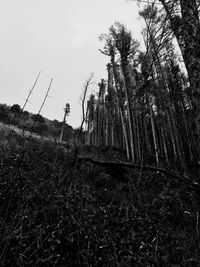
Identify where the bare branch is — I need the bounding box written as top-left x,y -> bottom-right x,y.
22,71 -> 42,111
79,73 -> 94,137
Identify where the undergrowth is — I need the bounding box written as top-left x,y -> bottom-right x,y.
0,131 -> 200,266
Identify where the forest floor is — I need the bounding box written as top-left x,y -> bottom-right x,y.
0,129 -> 200,266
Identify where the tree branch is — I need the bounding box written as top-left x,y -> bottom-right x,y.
78,73 -> 94,138
78,156 -> 200,187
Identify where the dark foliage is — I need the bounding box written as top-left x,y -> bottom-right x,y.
31,114 -> 45,123
0,133 -> 200,266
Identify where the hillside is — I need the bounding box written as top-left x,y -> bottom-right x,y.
0,132 -> 200,266
0,103 -> 74,143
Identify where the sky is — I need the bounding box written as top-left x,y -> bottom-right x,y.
0,0 -> 144,128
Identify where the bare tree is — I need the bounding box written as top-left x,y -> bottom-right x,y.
79,73 -> 94,138
59,103 -> 70,142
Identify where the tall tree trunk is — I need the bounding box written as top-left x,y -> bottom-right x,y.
105,116 -> 109,146
120,110 -> 130,160
167,68 -> 194,165
111,55 -> 130,157
166,110 -> 177,162
136,113 -> 141,160
161,124 -> 169,164
144,117 -> 152,154
169,108 -> 185,168
111,119 -> 114,146
149,96 -> 159,166
120,65 -> 135,162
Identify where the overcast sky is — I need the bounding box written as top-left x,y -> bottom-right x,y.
0,0 -> 144,128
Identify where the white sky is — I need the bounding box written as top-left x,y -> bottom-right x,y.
0,0 -> 144,128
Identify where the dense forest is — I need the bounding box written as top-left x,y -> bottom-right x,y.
84,1 -> 200,170
1,0 -> 200,266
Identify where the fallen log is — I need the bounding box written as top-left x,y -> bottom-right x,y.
78,156 -> 200,187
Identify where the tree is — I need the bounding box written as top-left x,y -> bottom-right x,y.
86,94 -> 95,145
60,103 -> 70,142
140,2 -> 200,166
112,23 -> 140,162
159,0 -> 200,114
100,23 -> 140,162
100,32 -> 132,159
82,9 -> 200,168
0,104 -> 10,123
10,104 -> 21,117
78,74 -> 94,145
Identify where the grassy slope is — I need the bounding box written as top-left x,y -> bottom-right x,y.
0,130 -> 200,266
